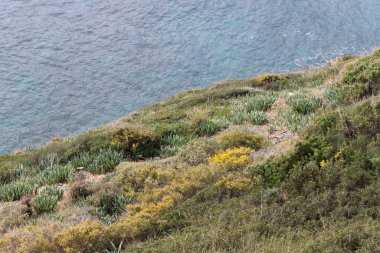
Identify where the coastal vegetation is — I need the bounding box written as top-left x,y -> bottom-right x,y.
0,49 -> 380,252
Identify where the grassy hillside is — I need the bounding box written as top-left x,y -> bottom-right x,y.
0,49 -> 379,252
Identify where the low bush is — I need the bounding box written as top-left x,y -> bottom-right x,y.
195,119 -> 226,136
40,185 -> 64,200
32,193 -> 59,214
90,185 -> 128,217
111,126 -> 159,159
70,149 -> 123,174
159,134 -> 193,158
70,180 -> 93,202
215,173 -> 253,197
243,93 -> 277,112
187,108 -> 210,125
0,202 -> 28,233
343,55 -> 380,84
231,111 -> 268,125
287,94 -> 321,114
178,138 -> 221,166
252,74 -> 280,86
0,181 -> 34,202
89,149 -> 123,174
315,111 -> 339,133
43,164 -> 75,185
216,128 -> 267,149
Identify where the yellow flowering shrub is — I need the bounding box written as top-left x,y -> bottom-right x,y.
320,152 -> 343,168
54,220 -> 107,253
110,164 -> 221,243
216,128 -> 267,149
252,74 -> 279,85
334,151 -> 343,160
117,161 -> 177,194
209,148 -> 251,170
320,159 -> 329,168
215,173 -> 253,196
0,223 -> 62,253
0,158 -> 222,252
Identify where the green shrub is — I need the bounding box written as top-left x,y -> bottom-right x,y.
243,93 -> 277,112
287,94 -> 321,114
70,149 -> 123,174
0,181 -> 34,201
275,109 -> 312,132
32,192 -> 59,214
216,128 -> 267,149
159,135 -> 193,158
338,84 -> 365,104
90,184 -> 129,217
89,149 -> 123,174
246,111 -> 268,125
69,152 -> 93,169
43,164 -> 75,185
343,56 -> 380,84
231,111 -> 268,125
178,138 -> 221,166
195,119 -> 226,136
250,155 -> 292,187
40,185 -> 64,200
70,180 -> 93,202
315,111 -> 339,133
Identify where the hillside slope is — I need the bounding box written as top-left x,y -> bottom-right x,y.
0,49 -> 380,252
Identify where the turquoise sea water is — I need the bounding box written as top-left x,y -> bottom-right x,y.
1,0 -> 380,154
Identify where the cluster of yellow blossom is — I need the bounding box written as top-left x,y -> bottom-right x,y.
209,147 -> 251,170
320,151 -> 343,168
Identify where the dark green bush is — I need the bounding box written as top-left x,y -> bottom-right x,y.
90,183 -> 129,217
343,56 -> 380,84
315,111 -> 339,133
111,127 -> 159,159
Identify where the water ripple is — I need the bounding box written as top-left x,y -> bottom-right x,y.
0,0 -> 380,153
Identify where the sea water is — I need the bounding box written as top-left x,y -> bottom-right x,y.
1,0 -> 380,153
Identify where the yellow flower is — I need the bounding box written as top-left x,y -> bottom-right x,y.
334,151 -> 342,160
320,159 -> 328,168
209,148 -> 251,170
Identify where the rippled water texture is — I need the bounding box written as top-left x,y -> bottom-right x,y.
1,0 -> 380,153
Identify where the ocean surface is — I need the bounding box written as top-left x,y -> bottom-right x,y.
1,0 -> 380,154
